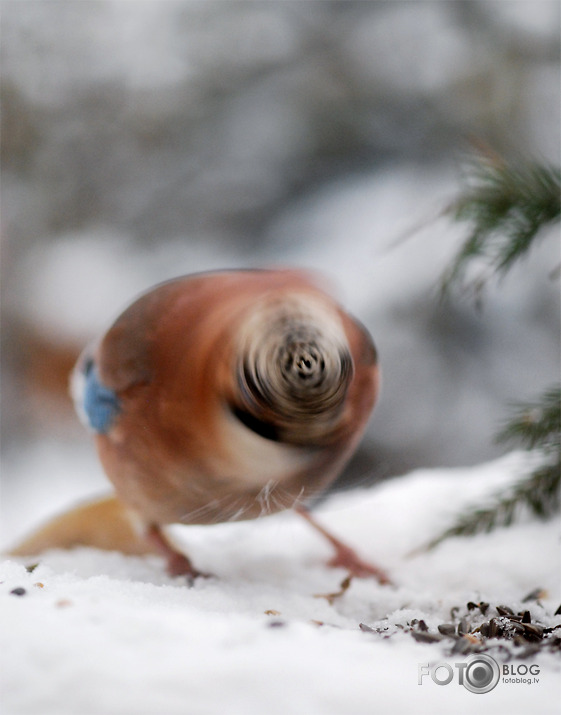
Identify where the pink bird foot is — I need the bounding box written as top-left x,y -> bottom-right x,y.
145,524 -> 208,579
295,506 -> 391,585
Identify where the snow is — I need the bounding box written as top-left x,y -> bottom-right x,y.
1,3 -> 559,712
2,452 -> 559,715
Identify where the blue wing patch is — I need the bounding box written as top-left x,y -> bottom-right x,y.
81,359 -> 121,433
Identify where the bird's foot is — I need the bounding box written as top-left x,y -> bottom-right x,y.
327,544 -> 391,584
294,506 -> 391,585
165,551 -> 208,580
145,524 -> 209,581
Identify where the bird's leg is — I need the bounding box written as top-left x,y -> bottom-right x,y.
145,524 -> 206,579
294,506 -> 391,584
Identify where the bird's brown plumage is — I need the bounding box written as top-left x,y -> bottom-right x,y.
94,269 -> 378,526
10,269 -> 387,582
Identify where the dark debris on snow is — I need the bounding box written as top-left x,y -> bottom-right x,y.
360,591 -> 561,660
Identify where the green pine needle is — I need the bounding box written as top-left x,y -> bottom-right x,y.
441,156 -> 561,298
496,386 -> 561,454
423,151 -> 561,551
424,461 -> 560,551
424,385 -> 561,551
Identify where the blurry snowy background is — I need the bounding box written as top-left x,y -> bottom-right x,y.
1,0 -> 560,542
1,4 -> 560,715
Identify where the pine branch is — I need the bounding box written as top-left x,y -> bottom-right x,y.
496,386 -> 561,454
424,461 -> 560,551
424,385 -> 561,551
422,151 -> 561,550
441,155 -> 561,298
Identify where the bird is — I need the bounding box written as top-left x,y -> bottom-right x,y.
12,269 -> 389,583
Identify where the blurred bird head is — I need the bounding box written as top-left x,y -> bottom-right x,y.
231,292 -> 354,445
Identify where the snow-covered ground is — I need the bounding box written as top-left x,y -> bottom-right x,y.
2,452 -> 559,715
1,4 -> 559,713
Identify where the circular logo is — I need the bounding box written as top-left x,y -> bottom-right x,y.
463,653 -> 500,693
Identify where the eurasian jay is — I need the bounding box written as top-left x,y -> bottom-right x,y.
14,269 -> 389,583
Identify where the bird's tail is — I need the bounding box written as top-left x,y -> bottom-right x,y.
7,495 -> 157,557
